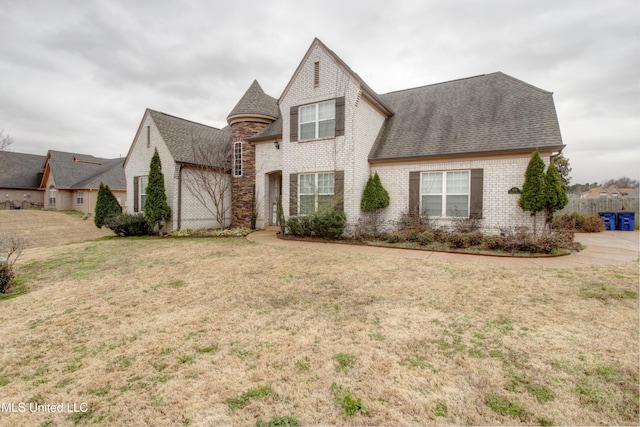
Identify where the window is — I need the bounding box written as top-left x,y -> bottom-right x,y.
299,100 -> 335,141
139,176 -> 148,210
233,142 -> 242,177
421,171 -> 470,217
76,191 -> 84,205
48,187 -> 56,205
299,172 -> 335,215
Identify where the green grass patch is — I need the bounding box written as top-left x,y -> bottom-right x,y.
226,384 -> 275,411
256,415 -> 302,426
330,383 -> 368,417
527,384 -> 555,403
151,279 -> 185,290
333,353 -> 356,373
580,283 -> 637,301
485,394 -> 527,420
294,356 -> 310,372
432,399 -> 448,417
177,354 -> 194,365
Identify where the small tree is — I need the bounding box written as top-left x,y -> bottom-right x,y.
518,150 -> 547,235
545,162 -> 569,225
181,137 -> 232,229
0,233 -> 27,293
551,153 -> 572,190
94,183 -> 122,228
144,149 -> 171,233
360,172 -> 390,237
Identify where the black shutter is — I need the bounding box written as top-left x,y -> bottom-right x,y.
409,171 -> 420,215
335,96 -> 345,137
469,169 -> 483,219
334,170 -> 344,211
133,176 -> 139,212
289,173 -> 298,216
290,106 -> 298,142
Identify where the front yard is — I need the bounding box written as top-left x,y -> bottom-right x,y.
0,229 -> 638,425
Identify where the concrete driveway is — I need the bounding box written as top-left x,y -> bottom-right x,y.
248,229 -> 639,269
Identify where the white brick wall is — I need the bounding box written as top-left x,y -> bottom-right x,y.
372,153 -> 550,234
125,113 -> 178,231
180,167 -> 231,230
275,43 -> 386,224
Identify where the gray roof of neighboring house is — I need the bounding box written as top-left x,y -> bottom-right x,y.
148,109 -> 232,167
369,72 -> 565,161
45,150 -> 126,190
227,80 -> 279,122
0,151 -> 45,189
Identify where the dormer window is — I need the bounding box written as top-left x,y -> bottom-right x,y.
299,100 -> 335,141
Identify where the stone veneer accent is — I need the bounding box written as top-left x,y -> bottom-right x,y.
230,121 -> 270,227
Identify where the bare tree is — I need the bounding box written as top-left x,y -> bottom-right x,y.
181,137 -> 232,229
0,129 -> 14,151
0,233 -> 28,293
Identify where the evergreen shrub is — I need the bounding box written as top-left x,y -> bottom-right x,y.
106,214 -> 152,236
286,209 -> 346,239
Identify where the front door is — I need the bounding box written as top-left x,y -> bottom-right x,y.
268,172 -> 282,226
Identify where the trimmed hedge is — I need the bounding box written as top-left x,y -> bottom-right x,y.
286,209 -> 347,239
106,214 -> 152,237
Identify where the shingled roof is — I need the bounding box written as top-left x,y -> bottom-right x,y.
41,151 -> 125,190
227,80 -> 279,124
369,72 -> 564,161
0,151 -> 45,189
148,109 -> 231,167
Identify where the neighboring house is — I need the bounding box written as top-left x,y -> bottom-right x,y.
39,150 -> 126,215
0,151 -> 45,209
124,110 -> 232,231
579,185 -> 624,200
125,38 -> 565,234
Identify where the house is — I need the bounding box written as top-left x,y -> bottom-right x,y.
39,150 -> 126,215
0,151 -> 45,209
123,110 -> 232,231
125,38 -> 565,234
579,185 -> 624,200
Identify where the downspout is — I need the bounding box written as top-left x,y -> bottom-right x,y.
177,164 -> 183,230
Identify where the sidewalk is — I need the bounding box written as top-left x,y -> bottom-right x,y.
247,229 -> 639,269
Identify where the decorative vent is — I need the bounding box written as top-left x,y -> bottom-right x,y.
314,61 -> 320,88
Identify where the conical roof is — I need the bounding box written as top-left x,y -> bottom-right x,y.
227,80 -> 279,125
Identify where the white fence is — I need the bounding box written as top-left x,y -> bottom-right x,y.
556,197 -> 639,216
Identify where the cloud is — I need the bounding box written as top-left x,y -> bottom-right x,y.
0,0 -> 638,184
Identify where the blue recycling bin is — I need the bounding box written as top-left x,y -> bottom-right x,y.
616,212 -> 635,231
598,212 -> 617,230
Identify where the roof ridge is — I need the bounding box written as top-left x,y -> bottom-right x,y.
148,109 -> 225,131
381,73 -> 489,96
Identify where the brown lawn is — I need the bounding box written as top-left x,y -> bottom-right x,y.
0,210 -> 638,426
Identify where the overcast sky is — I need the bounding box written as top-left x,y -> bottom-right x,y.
1,0 -> 638,184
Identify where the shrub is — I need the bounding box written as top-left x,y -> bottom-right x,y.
106,214 -> 152,237
286,209 -> 346,239
483,235 -> 505,250
447,232 -> 471,249
312,209 -> 347,239
467,230 -> 484,246
417,231 -> 435,246
552,212 -> 604,233
0,264 -> 11,294
94,183 -> 122,228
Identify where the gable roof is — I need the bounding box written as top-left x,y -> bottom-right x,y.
280,38 -> 393,116
0,151 -> 45,189
40,150 -> 125,190
227,80 -> 279,125
147,109 -> 232,167
369,72 -> 565,161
